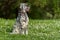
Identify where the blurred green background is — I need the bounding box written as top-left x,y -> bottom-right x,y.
0,0 -> 60,19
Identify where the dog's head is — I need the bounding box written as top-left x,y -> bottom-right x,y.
20,3 -> 30,13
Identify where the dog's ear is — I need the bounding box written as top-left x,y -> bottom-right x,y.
25,5 -> 30,12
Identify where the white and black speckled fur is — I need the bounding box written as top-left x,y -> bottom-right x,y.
11,3 -> 30,34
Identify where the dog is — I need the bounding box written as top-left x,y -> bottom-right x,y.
11,3 -> 30,35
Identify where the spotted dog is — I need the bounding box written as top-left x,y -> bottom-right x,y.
11,3 -> 30,35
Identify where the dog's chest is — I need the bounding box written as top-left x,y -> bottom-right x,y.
20,13 -> 26,20
20,13 -> 27,22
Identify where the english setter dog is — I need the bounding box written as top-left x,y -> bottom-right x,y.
11,3 -> 30,35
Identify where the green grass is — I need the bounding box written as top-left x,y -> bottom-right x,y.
0,18 -> 60,40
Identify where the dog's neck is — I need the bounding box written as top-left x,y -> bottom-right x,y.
19,9 -> 26,14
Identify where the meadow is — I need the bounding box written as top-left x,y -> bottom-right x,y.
0,18 -> 60,40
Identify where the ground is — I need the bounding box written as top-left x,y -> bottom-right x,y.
0,18 -> 60,40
